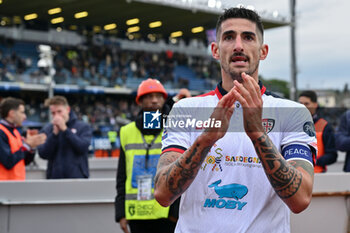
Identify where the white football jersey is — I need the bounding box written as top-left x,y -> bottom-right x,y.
162,83 -> 317,233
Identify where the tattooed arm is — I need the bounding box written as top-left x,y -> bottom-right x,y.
233,73 -> 314,213
154,138 -> 212,206
252,132 -> 314,213
154,86 -> 238,207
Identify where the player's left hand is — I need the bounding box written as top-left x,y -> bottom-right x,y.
232,72 -> 264,139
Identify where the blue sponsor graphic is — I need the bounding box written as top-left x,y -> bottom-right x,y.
203,199 -> 247,210
303,121 -> 316,137
282,144 -> 313,164
143,110 -> 161,129
204,179 -> 248,210
209,180 -> 248,199
131,154 -> 160,188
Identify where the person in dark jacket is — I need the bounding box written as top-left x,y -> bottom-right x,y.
0,97 -> 46,180
115,79 -> 190,233
299,90 -> 338,172
335,110 -> 350,172
38,96 -> 92,179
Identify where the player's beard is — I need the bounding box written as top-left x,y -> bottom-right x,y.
221,57 -> 259,82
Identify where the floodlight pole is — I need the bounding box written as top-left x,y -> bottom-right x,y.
48,60 -> 55,122
48,66 -> 54,99
290,0 -> 297,100
38,45 -> 56,121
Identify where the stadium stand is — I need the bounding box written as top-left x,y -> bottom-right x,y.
0,39 -> 220,89
0,35 -> 224,158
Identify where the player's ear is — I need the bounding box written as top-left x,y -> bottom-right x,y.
211,42 -> 220,60
260,44 -> 268,60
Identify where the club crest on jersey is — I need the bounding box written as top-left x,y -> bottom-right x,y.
262,118 -> 275,133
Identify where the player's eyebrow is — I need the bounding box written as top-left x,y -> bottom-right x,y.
222,30 -> 236,37
242,31 -> 256,37
222,30 -> 256,38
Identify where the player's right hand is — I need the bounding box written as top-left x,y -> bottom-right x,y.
202,86 -> 237,144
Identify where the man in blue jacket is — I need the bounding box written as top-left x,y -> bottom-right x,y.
335,110 -> 350,172
38,96 -> 92,179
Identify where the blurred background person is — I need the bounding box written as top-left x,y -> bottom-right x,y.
38,96 -> 92,179
335,109 -> 350,172
0,97 -> 46,180
115,79 -> 188,233
299,90 -> 338,172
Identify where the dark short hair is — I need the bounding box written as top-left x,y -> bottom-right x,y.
216,7 -> 264,43
0,97 -> 25,118
44,96 -> 69,107
299,90 -> 317,103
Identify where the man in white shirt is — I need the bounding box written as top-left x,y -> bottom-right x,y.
154,7 -> 316,233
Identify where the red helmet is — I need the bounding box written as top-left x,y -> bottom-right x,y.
135,78 -> 168,104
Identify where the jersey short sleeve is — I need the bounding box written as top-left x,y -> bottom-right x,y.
161,100 -> 191,154
280,104 -> 317,164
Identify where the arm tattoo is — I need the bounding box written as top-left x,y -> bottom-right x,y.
253,133 -> 303,199
155,152 -> 179,189
289,160 -> 314,177
156,144 -> 211,201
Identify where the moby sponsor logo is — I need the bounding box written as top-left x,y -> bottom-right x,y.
204,179 -> 248,210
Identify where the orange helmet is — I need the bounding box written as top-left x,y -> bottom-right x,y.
135,78 -> 168,104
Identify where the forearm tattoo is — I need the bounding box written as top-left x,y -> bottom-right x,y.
156,144 -> 210,201
253,133 -> 302,199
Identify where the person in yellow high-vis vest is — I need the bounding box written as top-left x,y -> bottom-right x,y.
115,79 -> 189,233
0,97 -> 46,180
299,90 -> 338,172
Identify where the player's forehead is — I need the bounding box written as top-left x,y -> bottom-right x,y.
218,18 -> 263,43
220,18 -> 257,35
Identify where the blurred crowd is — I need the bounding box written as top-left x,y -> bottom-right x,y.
0,39 -> 221,89
13,93 -> 138,131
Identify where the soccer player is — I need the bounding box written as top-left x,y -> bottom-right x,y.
155,7 -> 316,233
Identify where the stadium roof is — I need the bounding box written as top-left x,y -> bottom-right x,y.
0,0 -> 289,40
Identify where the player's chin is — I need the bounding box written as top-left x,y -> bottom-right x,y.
231,66 -> 248,73
228,71 -> 244,83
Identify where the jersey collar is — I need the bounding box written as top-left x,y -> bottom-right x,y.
214,80 -> 266,100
